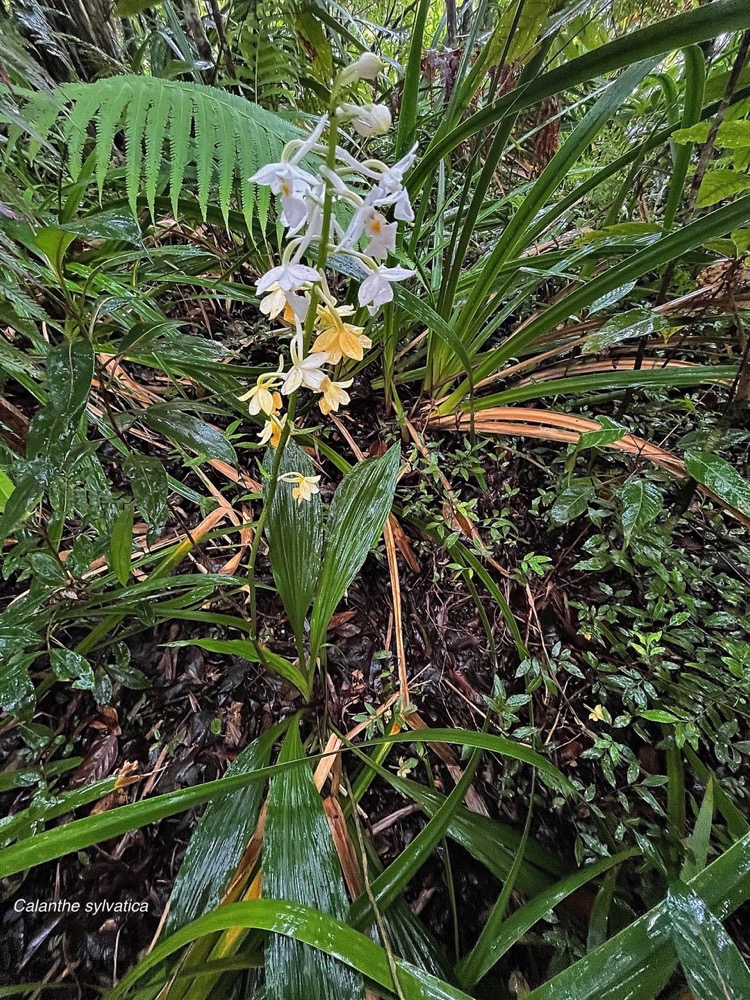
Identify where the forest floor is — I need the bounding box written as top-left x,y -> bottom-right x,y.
2,298 -> 750,997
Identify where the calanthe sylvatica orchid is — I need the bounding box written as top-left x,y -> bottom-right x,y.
242,51 -> 412,651
240,52 -> 415,505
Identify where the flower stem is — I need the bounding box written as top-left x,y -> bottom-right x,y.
246,110 -> 339,685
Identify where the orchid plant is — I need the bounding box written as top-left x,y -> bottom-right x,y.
240,53 -> 414,649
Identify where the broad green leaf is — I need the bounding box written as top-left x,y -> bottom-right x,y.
576,417 -> 627,451
264,440 -> 323,650
0,462 -> 44,542
309,445 -> 400,663
697,169 -> 750,208
264,722 -> 365,1000
49,650 -> 95,692
676,119 -> 750,149
551,481 -> 593,524
673,121 -> 712,144
58,208 -> 143,244
0,469 -> 15,512
712,120 -> 750,149
109,506 -> 133,586
0,657 -> 35,715
620,479 -> 663,544
685,450 -> 750,516
27,339 -> 94,470
165,724 -> 284,934
583,309 -> 666,354
124,453 -> 168,541
667,883 -> 750,999
32,227 -> 76,271
142,405 -> 236,465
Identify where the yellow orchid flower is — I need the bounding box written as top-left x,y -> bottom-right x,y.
312,302 -> 371,362
258,413 -> 287,448
318,375 -> 353,415
239,359 -> 284,416
279,471 -> 321,503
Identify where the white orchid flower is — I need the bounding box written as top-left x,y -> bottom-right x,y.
239,358 -> 285,416
342,103 -> 392,138
338,52 -> 384,87
259,281 -> 310,321
363,208 -> 397,258
282,330 -> 329,394
257,263 -> 320,295
358,264 -> 414,313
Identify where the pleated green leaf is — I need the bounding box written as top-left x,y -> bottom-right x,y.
165,723 -> 284,934
264,439 -> 323,652
667,883 -> 750,1000
309,444 -> 400,663
264,721 -> 365,1000
0,727 -> 570,877
108,898 -> 476,1000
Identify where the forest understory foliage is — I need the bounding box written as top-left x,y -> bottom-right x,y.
1,0 -> 750,997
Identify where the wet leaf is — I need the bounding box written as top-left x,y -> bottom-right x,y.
264,439 -> 323,650
264,721 -> 365,1000
667,883 -> 750,1000
551,481 -> 593,524
109,506 -> 133,586
143,405 -> 236,464
50,649 -> 95,691
620,479 -> 663,544
70,734 -> 119,786
124,453 -> 168,540
166,723 -> 284,933
27,340 -> 94,470
685,451 -> 750,516
309,445 -> 399,663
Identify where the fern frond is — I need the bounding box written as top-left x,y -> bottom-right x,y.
94,80 -> 132,200
19,75 -> 299,230
144,82 -> 171,221
192,86 -> 215,222
123,79 -> 152,219
169,85 -> 192,221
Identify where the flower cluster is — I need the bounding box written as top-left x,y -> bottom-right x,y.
239,54 -> 416,500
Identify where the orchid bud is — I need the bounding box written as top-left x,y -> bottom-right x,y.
338,51 -> 385,86
354,52 -> 384,80
346,103 -> 392,137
